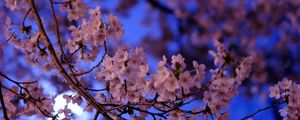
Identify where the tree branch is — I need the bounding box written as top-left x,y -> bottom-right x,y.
72,42 -> 107,76
241,101 -> 284,120
94,111 -> 100,120
146,0 -> 173,14
0,82 -> 9,120
0,72 -> 37,85
26,0 -> 112,119
1,85 -> 55,118
49,0 -> 68,63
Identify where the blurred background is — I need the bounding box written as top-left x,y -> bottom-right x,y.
1,0 -> 300,119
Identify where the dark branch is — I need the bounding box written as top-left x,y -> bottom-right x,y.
73,42 -> 107,76
241,101 -> 284,120
146,0 -> 173,14
84,88 -> 106,92
0,82 -> 9,120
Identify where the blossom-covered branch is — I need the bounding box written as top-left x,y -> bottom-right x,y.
1,0 -> 300,119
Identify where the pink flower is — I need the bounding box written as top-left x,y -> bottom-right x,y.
60,0 -> 88,21
63,94 -> 72,103
72,94 -> 83,105
192,60 -> 206,81
235,56 -> 254,84
89,6 -> 102,19
58,105 -> 72,119
146,80 -> 156,96
95,93 -> 106,102
167,111 -> 183,120
171,54 -> 186,70
5,0 -> 18,11
278,78 -> 292,90
113,46 -> 128,62
96,69 -> 115,81
178,71 -> 193,89
208,40 -> 227,66
66,40 -> 79,53
165,73 -> 179,92
269,85 -> 280,99
107,15 -> 124,41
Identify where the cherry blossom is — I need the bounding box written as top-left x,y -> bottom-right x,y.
5,0 -> 18,11
60,0 -> 88,21
208,40 -> 227,66
107,15 -> 124,41
171,54 -> 186,71
278,78 -> 293,90
267,78 -> 300,120
269,84 -> 280,99
1,1 -> 300,119
58,105 -> 72,120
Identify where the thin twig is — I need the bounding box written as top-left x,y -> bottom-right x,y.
22,8 -> 32,27
0,71 -> 40,104
0,82 -> 9,120
53,0 -> 74,5
1,85 -> 55,119
93,111 -> 100,120
72,42 -> 107,76
68,47 -> 81,59
50,0 -> 68,63
0,72 -> 37,85
84,88 -> 106,92
241,101 -> 284,120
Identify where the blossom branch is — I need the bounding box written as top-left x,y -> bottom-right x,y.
0,72 -> 37,85
49,0 -> 68,64
0,72 -> 40,100
0,85 -> 55,119
26,0 -> 112,119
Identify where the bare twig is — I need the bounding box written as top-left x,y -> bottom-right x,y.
49,0 -> 68,63
84,88 -> 106,92
22,8 -> 32,27
0,82 -> 9,120
68,47 -> 81,59
0,72 -> 37,85
53,0 -> 74,5
241,101 -> 284,120
72,42 -> 107,76
93,111 -> 100,120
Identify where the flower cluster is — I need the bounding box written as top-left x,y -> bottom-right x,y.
96,46 -> 148,103
63,94 -> 83,105
208,40 -> 227,66
5,0 -> 26,11
96,47 -> 206,103
149,54 -> 205,101
58,105 -> 72,120
59,0 -> 89,21
5,17 -> 48,65
67,6 -> 123,61
269,78 -> 300,120
2,83 -> 54,118
2,1 -> 300,119
203,56 -> 253,116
